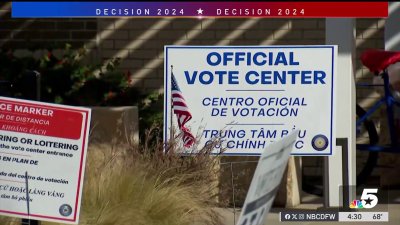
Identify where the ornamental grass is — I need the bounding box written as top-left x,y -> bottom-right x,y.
0,126 -> 223,225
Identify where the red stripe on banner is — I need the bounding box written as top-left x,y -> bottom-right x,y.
209,2 -> 388,18
288,2 -> 388,18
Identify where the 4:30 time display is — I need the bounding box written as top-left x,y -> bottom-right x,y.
347,213 -> 362,220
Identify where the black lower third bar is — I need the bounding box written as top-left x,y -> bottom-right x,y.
280,211 -> 339,222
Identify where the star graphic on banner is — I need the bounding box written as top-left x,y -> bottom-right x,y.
197,8 -> 204,15
364,197 -> 373,205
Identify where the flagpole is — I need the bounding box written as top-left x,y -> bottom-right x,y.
170,65 -> 174,148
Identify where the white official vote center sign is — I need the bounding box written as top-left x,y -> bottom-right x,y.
0,97 -> 91,224
164,46 -> 337,155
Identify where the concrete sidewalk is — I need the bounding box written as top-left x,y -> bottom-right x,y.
217,204 -> 400,225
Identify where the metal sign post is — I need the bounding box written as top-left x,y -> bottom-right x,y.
22,171 -> 39,225
21,220 -> 39,225
20,71 -> 41,225
324,19 -> 356,207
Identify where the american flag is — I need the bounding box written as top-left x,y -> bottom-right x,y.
171,72 -> 195,148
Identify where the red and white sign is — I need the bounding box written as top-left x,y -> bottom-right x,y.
0,96 -> 91,224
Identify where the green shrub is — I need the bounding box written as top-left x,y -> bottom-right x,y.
0,45 -> 141,106
0,45 -> 164,135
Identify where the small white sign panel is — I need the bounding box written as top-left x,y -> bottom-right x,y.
0,97 -> 91,224
236,130 -> 298,225
164,46 -> 337,155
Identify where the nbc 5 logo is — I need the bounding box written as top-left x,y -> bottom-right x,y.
350,188 -> 378,209
360,188 -> 378,208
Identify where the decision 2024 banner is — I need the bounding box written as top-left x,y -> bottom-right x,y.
164,46 -> 337,156
11,2 -> 388,18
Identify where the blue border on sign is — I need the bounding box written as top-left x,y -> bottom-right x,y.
164,46 -> 169,149
164,46 -> 335,156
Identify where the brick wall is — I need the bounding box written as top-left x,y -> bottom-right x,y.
355,19 -> 386,108
0,2 -> 386,124
96,18 -> 327,91
0,2 -> 385,94
0,2 -> 97,56
96,18 -> 385,94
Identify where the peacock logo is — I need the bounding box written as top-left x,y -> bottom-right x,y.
349,200 -> 363,209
